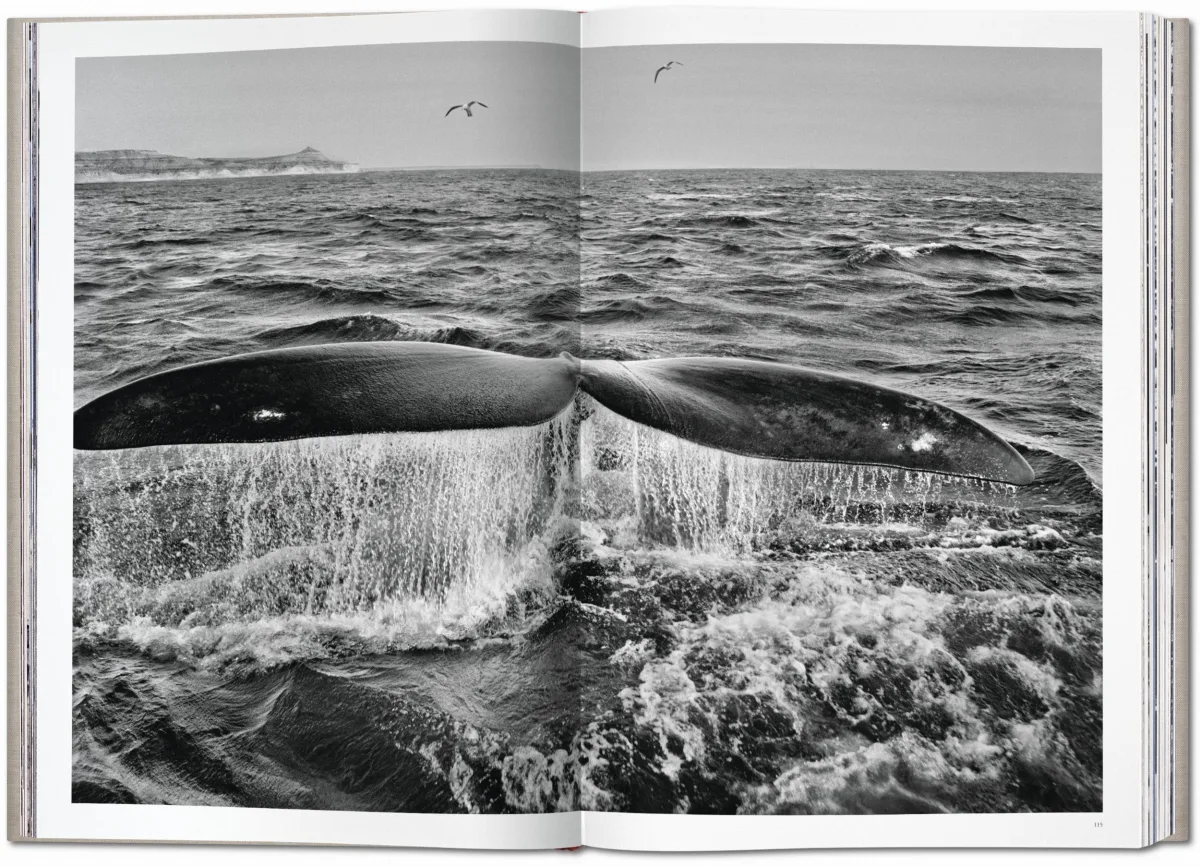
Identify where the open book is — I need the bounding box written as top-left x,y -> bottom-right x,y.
6,6 -> 1191,851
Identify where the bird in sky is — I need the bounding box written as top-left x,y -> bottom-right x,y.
654,61 -> 683,83
445,101 -> 489,117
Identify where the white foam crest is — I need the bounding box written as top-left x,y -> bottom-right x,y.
91,532 -> 562,670
615,566 -> 944,777
502,747 -> 578,812
740,734 -> 980,815
619,659 -> 706,780
576,722 -> 626,811
604,559 -> 1096,809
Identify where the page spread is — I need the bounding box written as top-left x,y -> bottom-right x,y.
13,5 -> 1167,851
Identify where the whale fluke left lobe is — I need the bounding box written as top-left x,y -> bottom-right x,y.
73,342 -> 581,450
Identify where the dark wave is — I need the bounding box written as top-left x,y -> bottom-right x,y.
205,275 -> 396,305
450,264 -> 492,277
845,242 -> 1030,269
669,213 -> 761,229
526,288 -> 581,322
253,314 -> 416,346
942,304 -> 1098,328
458,244 -> 520,263
125,236 -> 212,249
249,316 -> 573,358
1016,444 -> 1103,515
623,231 -> 678,244
588,272 -> 650,291
739,272 -> 795,288
960,285 -> 1081,306
74,281 -> 109,297
73,652 -> 568,812
579,295 -> 692,323
944,305 -> 1031,326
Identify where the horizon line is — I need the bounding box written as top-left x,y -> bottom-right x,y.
361,164 -> 1100,176
75,152 -> 1101,176
576,166 -> 1101,175
363,164 -> 545,171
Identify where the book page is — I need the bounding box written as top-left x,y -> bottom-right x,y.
578,6 -> 1142,850
35,9 -> 584,848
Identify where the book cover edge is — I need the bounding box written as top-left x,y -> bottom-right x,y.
6,16 -> 33,843
1166,14 -> 1191,845
4,9 -> 1185,850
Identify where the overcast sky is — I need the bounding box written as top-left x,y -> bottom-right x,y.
77,41 -> 580,170
583,43 -> 1101,172
77,41 -> 1099,173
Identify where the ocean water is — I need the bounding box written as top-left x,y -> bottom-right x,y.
73,168 -> 1102,814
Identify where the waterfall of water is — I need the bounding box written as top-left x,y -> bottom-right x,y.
578,397 -> 1016,554
73,399 -> 1017,629
74,412 -> 578,624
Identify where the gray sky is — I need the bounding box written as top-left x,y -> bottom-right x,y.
77,41 -> 1099,173
582,44 -> 1101,172
77,41 -> 580,170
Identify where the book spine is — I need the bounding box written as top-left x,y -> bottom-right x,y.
1144,13 -> 1191,848
6,17 -> 37,843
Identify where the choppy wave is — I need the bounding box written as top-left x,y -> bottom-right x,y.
844,241 -> 1029,269
246,315 -> 576,356
73,404 -> 1102,813
74,168 -> 1102,814
573,558 -> 1100,814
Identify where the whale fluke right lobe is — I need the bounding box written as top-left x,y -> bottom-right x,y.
578,357 -> 1034,485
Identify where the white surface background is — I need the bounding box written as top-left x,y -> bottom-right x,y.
2,0 -> 1195,864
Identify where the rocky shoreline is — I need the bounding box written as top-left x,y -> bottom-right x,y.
76,146 -> 359,184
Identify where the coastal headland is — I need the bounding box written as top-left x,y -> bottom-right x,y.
75,146 -> 359,183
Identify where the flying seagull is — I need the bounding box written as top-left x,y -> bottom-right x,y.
446,101 -> 488,117
654,61 -> 683,83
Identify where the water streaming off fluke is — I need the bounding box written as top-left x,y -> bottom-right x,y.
76,401 -> 1022,640
74,414 -> 577,630
579,398 -> 1016,553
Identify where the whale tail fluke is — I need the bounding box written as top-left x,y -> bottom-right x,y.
73,342 -> 580,451
73,341 -> 1033,484
579,357 -> 1034,484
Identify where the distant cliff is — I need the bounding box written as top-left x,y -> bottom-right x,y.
75,147 -> 360,183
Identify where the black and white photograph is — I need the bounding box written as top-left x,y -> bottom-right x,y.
71,37 -> 1102,816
